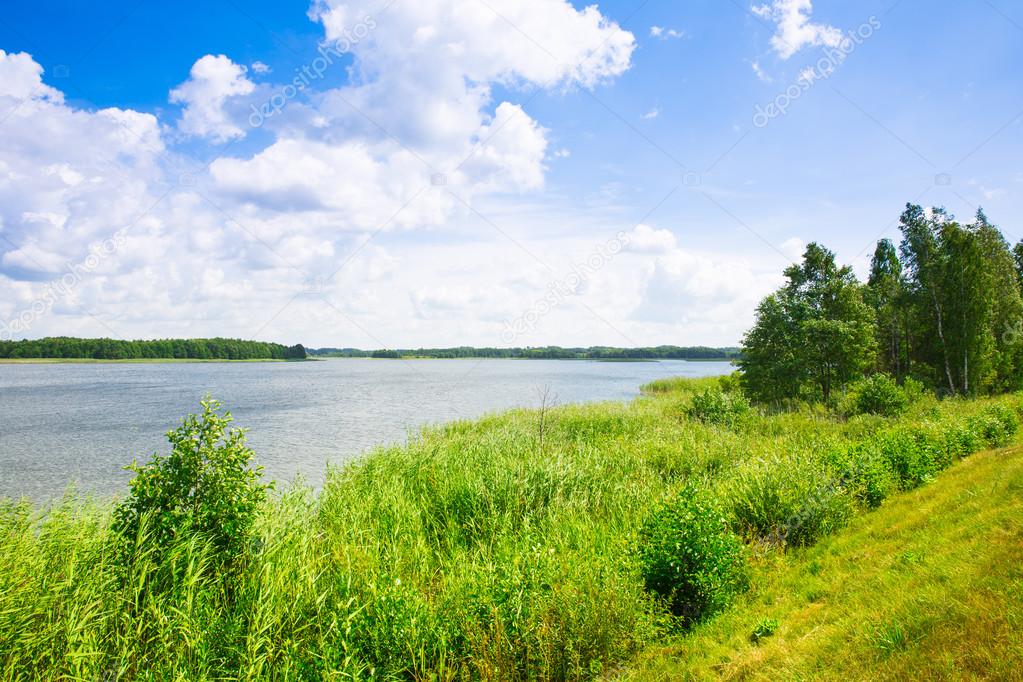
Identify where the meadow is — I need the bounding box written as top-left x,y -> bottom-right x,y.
1,375 -> 1020,680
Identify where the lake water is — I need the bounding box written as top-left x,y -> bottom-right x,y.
0,358 -> 732,500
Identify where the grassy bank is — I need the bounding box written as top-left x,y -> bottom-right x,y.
1,377 -> 1020,679
626,445 -> 1023,680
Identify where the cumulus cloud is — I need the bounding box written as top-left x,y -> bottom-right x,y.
209,0 -> 634,231
170,54 -> 255,142
0,2 -> 642,345
752,0 -> 842,59
629,243 -> 784,331
0,50 -> 163,282
623,224 -> 676,253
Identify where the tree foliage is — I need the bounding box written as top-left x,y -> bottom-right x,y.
0,337 -> 306,360
113,398 -> 271,571
740,243 -> 875,402
743,204 -> 1023,404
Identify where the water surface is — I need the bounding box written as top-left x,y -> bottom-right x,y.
0,358 -> 732,499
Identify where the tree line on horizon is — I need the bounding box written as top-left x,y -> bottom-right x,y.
308,345 -> 742,360
741,203 -> 1023,403
0,337 -> 307,361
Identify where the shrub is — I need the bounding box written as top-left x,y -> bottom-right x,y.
971,404 -> 1019,447
728,454 -> 854,547
113,398 -> 271,572
750,617 -> 779,643
687,388 -> 751,425
842,442 -> 899,508
638,484 -> 747,626
873,428 -> 940,490
842,374 -> 909,418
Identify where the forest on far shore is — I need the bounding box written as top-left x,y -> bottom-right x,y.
0,337 -> 307,361
308,346 -> 741,360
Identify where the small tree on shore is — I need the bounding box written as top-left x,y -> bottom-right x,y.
113,398 -> 271,571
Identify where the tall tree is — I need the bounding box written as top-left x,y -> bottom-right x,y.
898,204 -> 957,394
866,239 -> 909,380
740,243 -> 875,402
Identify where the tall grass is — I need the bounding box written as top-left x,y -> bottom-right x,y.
1,379 -> 1020,680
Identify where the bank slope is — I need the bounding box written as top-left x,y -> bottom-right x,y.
626,445 -> 1023,680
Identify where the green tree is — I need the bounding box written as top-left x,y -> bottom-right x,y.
866,239 -> 910,380
897,205 -> 1023,395
740,243 -> 876,403
113,398 -> 271,571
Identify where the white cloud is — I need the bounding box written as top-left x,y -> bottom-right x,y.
630,244 -> 783,332
641,107 -> 659,120
624,224 -> 676,253
780,237 -> 805,262
251,61 -> 271,74
751,0 -> 843,59
170,54 -> 255,142
650,26 -> 685,40
751,60 -> 771,83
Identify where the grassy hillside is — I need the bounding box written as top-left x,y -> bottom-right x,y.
1,377 -> 1021,679
625,445 -> 1023,680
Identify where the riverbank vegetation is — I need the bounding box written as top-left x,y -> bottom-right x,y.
1,377 -> 1020,679
0,337 -> 307,361
308,345 -> 740,360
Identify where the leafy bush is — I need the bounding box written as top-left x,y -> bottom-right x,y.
842,442 -> 899,508
687,388 -> 751,425
113,398 -> 271,571
638,484 -> 747,626
728,454 -> 854,547
750,617 -> 779,643
971,404 -> 1019,447
873,427 -> 941,490
842,374 -> 909,417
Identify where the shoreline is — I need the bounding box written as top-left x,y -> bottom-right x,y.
0,358 -> 316,364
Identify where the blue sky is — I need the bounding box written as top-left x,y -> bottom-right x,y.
0,0 -> 1021,348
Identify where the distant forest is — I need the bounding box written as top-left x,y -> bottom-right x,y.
308,346 -> 741,360
0,337 -> 307,360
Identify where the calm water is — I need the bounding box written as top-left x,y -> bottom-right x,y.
0,358 -> 732,500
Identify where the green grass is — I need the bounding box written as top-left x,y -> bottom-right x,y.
623,444 -> 1023,680
1,377 -> 1020,680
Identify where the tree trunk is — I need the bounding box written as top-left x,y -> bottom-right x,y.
963,348 -> 969,395
931,288 -> 956,395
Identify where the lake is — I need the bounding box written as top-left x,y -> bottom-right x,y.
0,358 -> 733,500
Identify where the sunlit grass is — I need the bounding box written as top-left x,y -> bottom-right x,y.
624,445 -> 1023,680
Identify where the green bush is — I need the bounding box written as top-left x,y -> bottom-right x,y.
113,398 -> 271,572
687,388 -> 751,425
842,374 -> 909,417
971,404 -> 1019,447
842,442 -> 899,508
638,484 -> 747,626
728,454 -> 854,547
873,427 -> 941,490
750,617 -> 779,643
